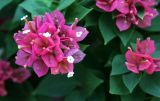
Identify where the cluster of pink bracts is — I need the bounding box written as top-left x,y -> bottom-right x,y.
125,38 -> 160,74
0,60 -> 30,96
96,0 -> 158,31
14,10 -> 89,78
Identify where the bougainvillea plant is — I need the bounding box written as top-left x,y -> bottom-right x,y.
0,0 -> 160,101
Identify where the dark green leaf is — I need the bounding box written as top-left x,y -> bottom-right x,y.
110,75 -> 130,95
99,14 -> 116,45
121,88 -> 145,101
79,44 -> 89,51
65,5 -> 92,23
122,73 -> 142,93
140,73 -> 160,97
0,0 -> 12,10
34,74 -> 79,97
115,27 -> 135,46
57,0 -> 75,10
111,55 -> 129,76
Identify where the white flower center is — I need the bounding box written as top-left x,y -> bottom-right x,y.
43,32 -> 51,38
67,72 -> 74,78
67,56 -> 75,63
22,29 -> 30,34
76,31 -> 83,37
21,15 -> 28,21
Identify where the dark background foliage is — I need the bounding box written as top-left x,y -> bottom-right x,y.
0,0 -> 160,101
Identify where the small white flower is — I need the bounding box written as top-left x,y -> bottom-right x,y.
22,29 -> 30,34
67,56 -> 75,63
43,32 -> 51,38
76,31 -> 83,37
21,15 -> 28,21
18,45 -> 22,49
67,72 -> 74,78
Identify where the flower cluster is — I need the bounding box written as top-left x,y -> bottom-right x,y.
0,60 -> 30,96
96,0 -> 158,31
14,10 -> 89,78
125,38 -> 160,74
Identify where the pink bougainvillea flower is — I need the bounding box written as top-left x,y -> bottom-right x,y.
11,68 -> 31,84
125,48 -> 152,74
96,0 -> 158,31
136,37 -> 155,55
14,10 -> 88,78
0,60 -> 30,96
125,38 -> 160,74
0,60 -> 13,81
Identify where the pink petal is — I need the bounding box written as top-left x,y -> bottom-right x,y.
116,0 -> 129,14
136,38 -> 155,55
33,59 -> 49,77
53,46 -> 64,62
73,26 -> 89,42
51,10 -> 65,27
116,15 -> 131,31
139,60 -> 151,71
15,50 -> 35,67
125,62 -> 139,74
41,53 -> 57,68
65,49 -> 86,63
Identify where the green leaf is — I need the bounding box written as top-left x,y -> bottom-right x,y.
74,64 -> 103,98
140,73 -> 160,97
85,11 -> 99,27
122,73 -> 142,93
5,34 -> 17,58
20,0 -> 50,17
12,6 -> 26,22
87,86 -> 105,101
79,44 -> 89,51
110,75 -> 130,95
144,16 -> 160,32
152,97 -> 160,101
57,0 -> 75,10
34,74 -> 79,97
137,8 -> 145,20
0,0 -> 12,10
115,27 -> 135,46
111,55 -> 129,76
121,88 -> 145,101
65,5 -> 92,23
65,90 -> 86,101
99,14 -> 116,45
